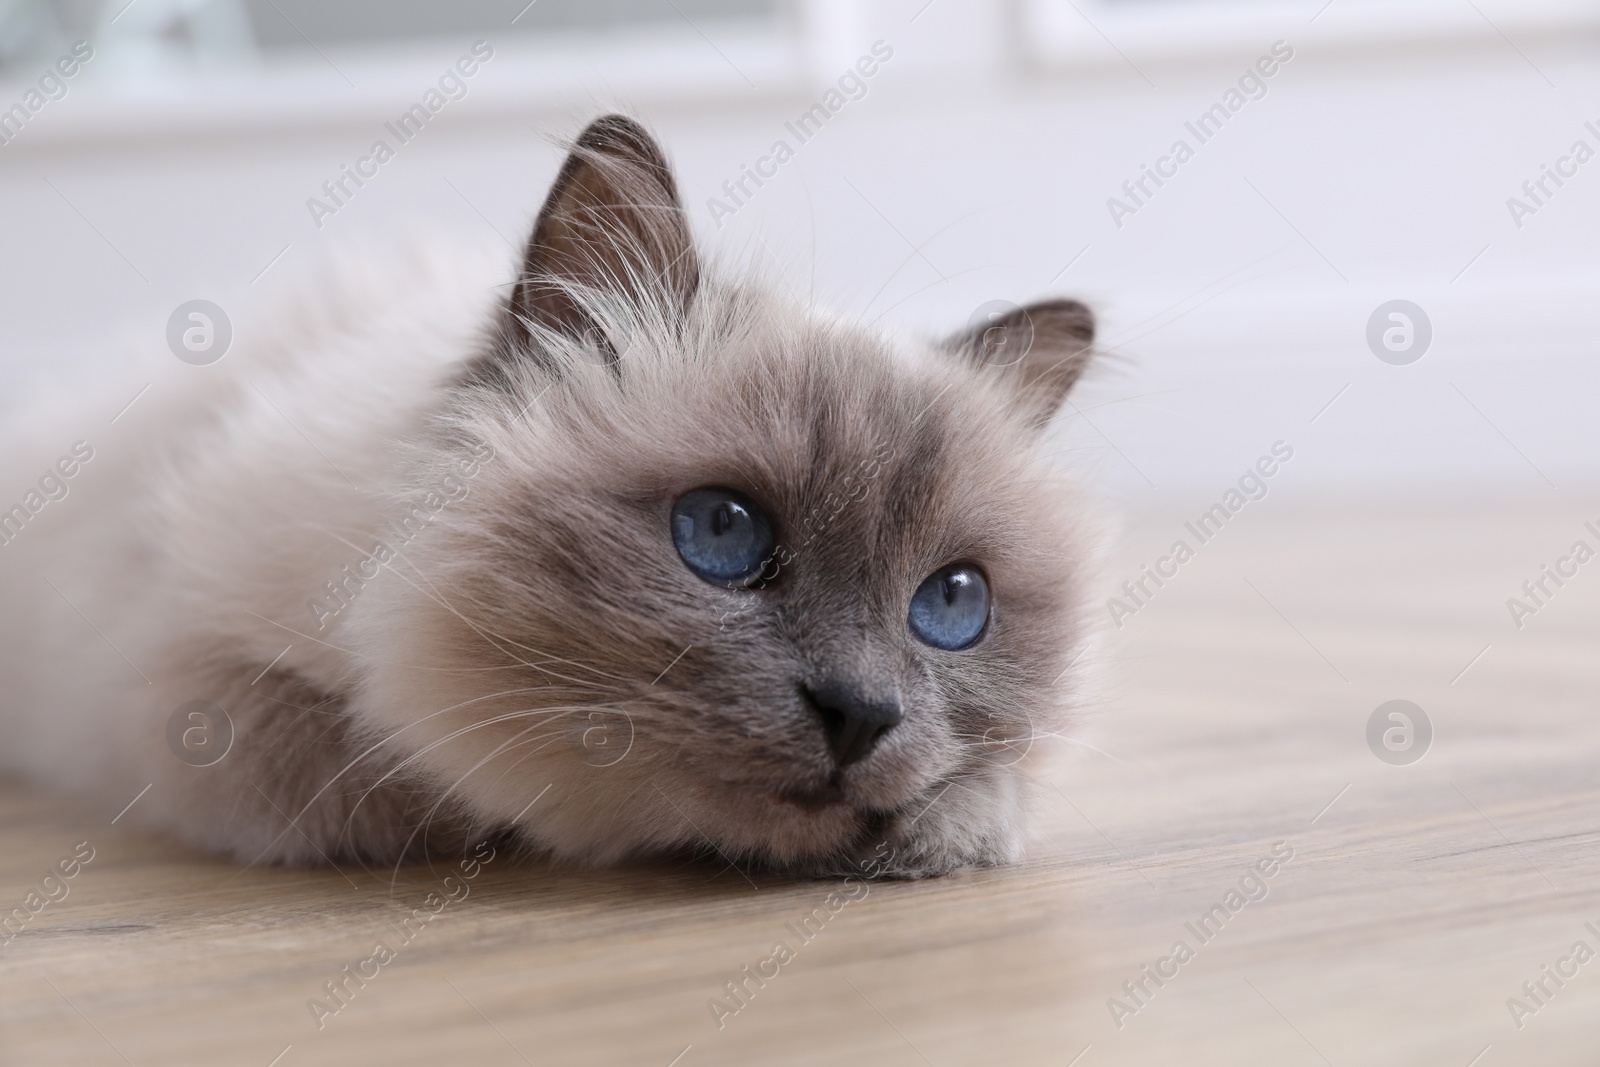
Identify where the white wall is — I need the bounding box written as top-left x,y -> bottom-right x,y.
2,0 -> 1597,501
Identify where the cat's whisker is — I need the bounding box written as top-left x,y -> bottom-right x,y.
945,730 -> 1117,772
333,694 -> 642,868
243,689 -> 584,868
340,712 -> 586,890
240,608 -> 547,675
865,263 -> 988,327
361,545 -> 576,677
334,716 -> 566,895
379,713 -> 600,891
379,581 -> 641,700
856,207 -> 987,319
1046,735 -> 1131,767
247,526 -> 626,687
375,543 -> 642,689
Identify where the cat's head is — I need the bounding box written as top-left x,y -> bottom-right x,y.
353,115 -> 1098,877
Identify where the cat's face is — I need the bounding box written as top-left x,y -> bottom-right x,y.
351,117 -> 1097,876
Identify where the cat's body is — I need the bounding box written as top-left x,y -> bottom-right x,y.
0,244 -> 516,864
0,117 -> 1099,877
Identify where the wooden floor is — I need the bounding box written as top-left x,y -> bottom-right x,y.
3,499 -> 1598,1066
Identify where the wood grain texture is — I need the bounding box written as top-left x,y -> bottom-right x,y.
2,499 -> 1597,1066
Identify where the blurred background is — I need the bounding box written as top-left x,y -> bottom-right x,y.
1,0 -> 1597,502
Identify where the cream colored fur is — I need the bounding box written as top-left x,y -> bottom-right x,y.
0,117 -> 1101,877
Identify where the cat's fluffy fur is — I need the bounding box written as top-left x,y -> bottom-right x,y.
0,116 -> 1099,877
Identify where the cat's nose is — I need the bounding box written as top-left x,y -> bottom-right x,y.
801,681 -> 903,768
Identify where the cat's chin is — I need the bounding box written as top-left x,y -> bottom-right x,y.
756,767 -> 931,821
783,760 -> 1030,877
769,779 -> 849,811
675,773 -> 892,863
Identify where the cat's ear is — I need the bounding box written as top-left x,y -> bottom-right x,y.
943,299 -> 1095,427
502,114 -> 699,359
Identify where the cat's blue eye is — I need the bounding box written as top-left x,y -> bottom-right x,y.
671,487 -> 775,587
908,564 -> 990,650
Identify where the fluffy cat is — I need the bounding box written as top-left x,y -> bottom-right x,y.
0,116 -> 1099,877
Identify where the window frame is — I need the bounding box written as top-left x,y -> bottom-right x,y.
1017,0 -> 1600,71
